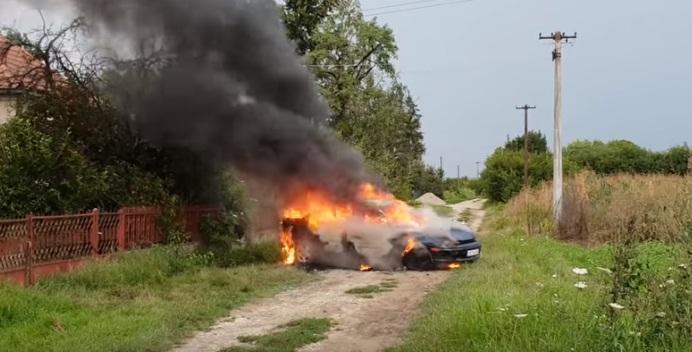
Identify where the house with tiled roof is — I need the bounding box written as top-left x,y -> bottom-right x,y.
0,35 -> 55,123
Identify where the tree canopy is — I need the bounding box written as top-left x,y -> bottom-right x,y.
281,0 -> 427,199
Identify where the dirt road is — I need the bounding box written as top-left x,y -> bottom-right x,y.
173,199 -> 486,352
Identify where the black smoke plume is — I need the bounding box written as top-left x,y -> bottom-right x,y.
25,0 -> 374,203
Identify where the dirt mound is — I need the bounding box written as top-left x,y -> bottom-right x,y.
415,192 -> 445,206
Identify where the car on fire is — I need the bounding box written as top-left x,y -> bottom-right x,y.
283,216 -> 481,271
402,225 -> 482,270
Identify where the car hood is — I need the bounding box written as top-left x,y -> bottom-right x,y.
413,226 -> 477,247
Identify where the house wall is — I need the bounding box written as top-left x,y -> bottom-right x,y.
0,95 -> 16,123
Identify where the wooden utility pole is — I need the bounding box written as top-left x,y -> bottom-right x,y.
539,31 -> 576,222
516,105 -> 536,189
457,164 -> 460,179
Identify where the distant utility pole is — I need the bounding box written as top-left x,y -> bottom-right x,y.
686,142 -> 692,174
539,30 -> 576,222
457,164 -> 461,179
439,156 -> 444,172
516,105 -> 536,189
475,161 -> 481,178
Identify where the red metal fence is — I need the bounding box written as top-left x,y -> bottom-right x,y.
0,206 -> 222,286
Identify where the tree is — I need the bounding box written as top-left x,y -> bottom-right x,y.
479,149 -> 557,202
412,165 -> 445,198
564,139 -> 689,175
504,131 -> 548,154
281,0 -> 425,200
281,0 -> 337,55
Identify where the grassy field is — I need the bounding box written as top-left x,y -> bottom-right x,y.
390,206 -> 691,352
0,246 -> 312,352
506,172 -> 692,243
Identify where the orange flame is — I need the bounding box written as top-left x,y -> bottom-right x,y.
448,263 -> 461,270
359,264 -> 372,271
281,226 -> 296,265
280,183 -> 422,265
403,238 -> 416,256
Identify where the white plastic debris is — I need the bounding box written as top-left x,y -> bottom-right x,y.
574,281 -> 588,289
595,267 -> 612,274
572,267 -> 588,275
656,312 -> 666,318
514,314 -> 528,319
551,274 -> 558,278
608,303 -> 625,310
665,279 -> 675,285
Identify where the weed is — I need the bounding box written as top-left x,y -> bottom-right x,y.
431,205 -> 454,217
221,318 -> 332,352
346,285 -> 387,295
345,280 -> 398,297
457,209 -> 472,223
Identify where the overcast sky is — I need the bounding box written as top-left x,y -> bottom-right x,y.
3,0 -> 691,177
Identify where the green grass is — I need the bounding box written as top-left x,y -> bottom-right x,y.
389,206 -> 691,352
0,246 -> 312,352
457,208 -> 472,223
221,318 -> 332,352
345,280 -> 398,298
431,204 -> 454,217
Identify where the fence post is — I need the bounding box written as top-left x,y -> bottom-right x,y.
116,208 -> 126,251
25,214 -> 34,286
90,208 -> 100,256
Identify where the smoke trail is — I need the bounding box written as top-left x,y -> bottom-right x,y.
24,0 -> 374,202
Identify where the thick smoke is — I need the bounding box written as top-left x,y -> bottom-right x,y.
27,0 -> 374,203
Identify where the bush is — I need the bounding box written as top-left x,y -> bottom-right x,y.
213,242 -> 282,268
565,140 -> 690,176
0,118 -> 186,219
480,149 -> 562,202
442,179 -> 477,204
411,165 -> 444,198
0,119 -> 107,217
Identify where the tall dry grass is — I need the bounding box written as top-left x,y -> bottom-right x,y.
506,171 -> 692,243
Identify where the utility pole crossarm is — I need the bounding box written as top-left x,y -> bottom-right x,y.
539,32 -> 577,40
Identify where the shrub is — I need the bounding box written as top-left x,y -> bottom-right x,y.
213,242 -> 282,268
0,119 -> 107,217
480,149 -> 563,202
442,189 -> 474,204
565,140 -> 690,176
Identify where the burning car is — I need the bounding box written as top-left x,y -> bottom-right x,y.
402,225 -> 481,270
280,183 -> 481,271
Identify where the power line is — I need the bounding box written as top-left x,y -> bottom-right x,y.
364,0 -> 473,16
362,0 -> 448,12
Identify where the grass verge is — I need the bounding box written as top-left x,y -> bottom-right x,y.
389,206 -> 690,352
221,318 -> 332,352
0,245 -> 312,352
